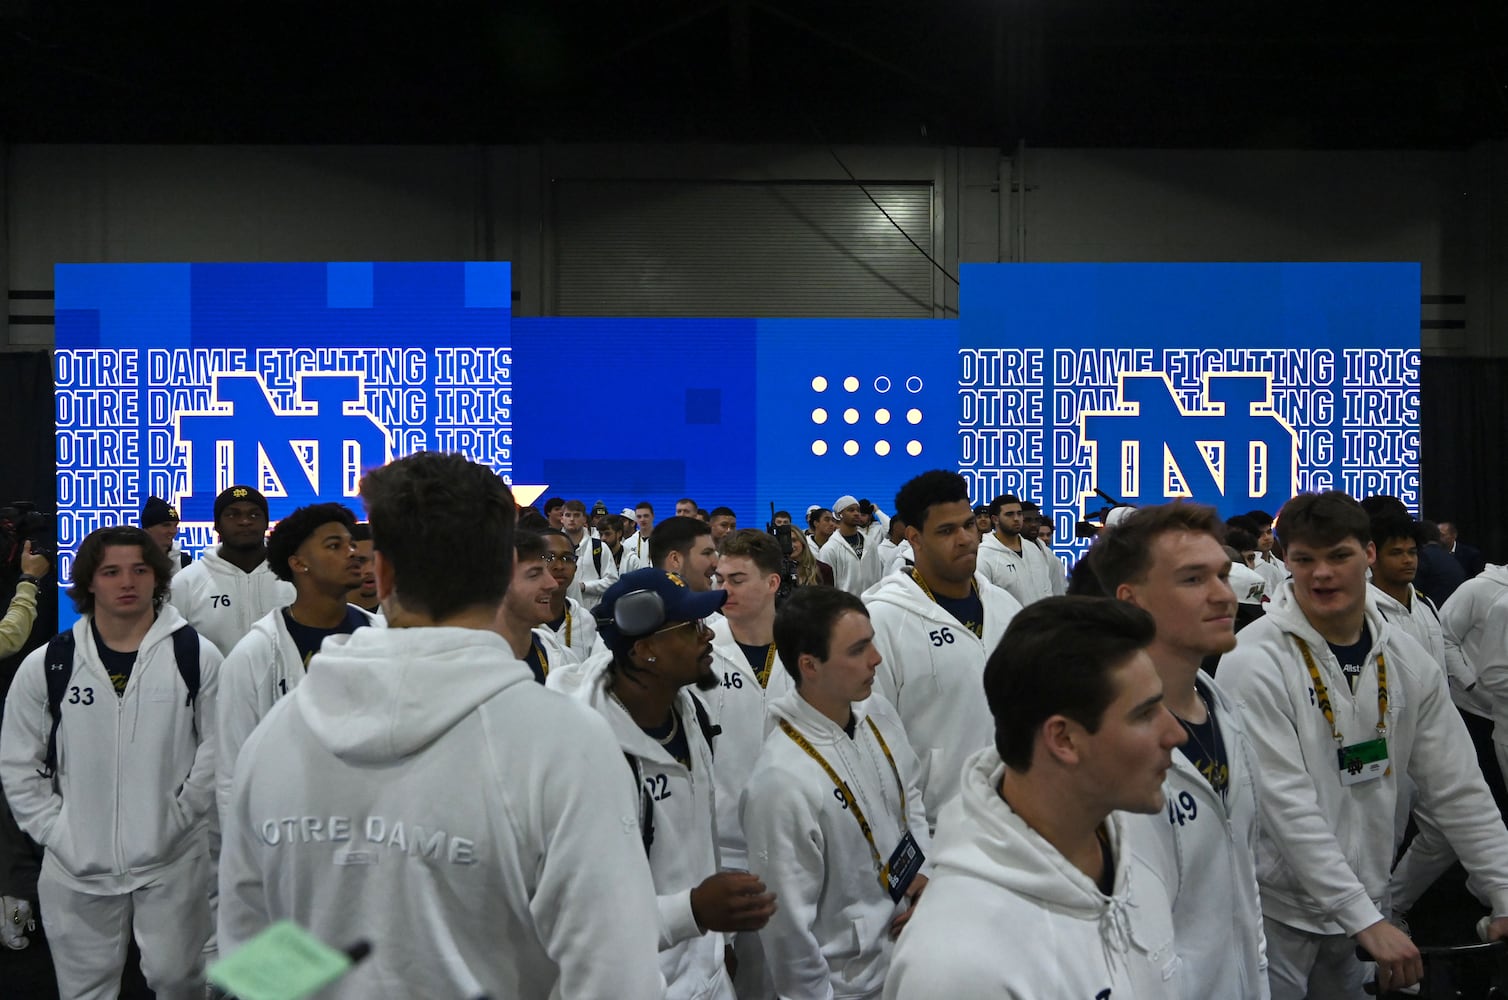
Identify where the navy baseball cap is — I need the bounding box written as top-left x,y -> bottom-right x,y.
594,568 -> 727,655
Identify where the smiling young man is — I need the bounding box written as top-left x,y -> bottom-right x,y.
884,597 -> 1184,999
1218,491 -> 1508,998
495,529 -> 566,684
551,568 -> 776,1000
1092,503 -> 1268,1000
865,471 -> 1022,830
170,486 -> 294,658
2,526 -> 221,1000
216,503 -> 378,820
743,586 -> 931,1000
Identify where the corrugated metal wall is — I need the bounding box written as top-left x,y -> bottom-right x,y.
551,179 -> 935,318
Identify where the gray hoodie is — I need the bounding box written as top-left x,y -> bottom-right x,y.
218,624 -> 664,1000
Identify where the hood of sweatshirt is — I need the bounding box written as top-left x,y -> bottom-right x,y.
1481,564 -> 1508,587
292,625 -> 532,764
1263,579 -> 1392,655
766,688 -> 873,744
935,747 -> 1136,915
863,567 -> 991,614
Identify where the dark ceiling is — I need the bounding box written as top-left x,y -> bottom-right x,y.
2,1 -> 1506,149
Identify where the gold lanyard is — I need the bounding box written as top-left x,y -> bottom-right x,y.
1294,637 -> 1388,745
757,643 -> 775,689
779,717 -> 906,889
563,609 -> 572,648
909,568 -> 984,639
532,635 -> 550,679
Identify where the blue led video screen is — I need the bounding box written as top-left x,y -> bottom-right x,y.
54,260 -> 1419,626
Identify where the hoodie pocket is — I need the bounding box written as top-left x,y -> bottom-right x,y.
45,798 -> 109,879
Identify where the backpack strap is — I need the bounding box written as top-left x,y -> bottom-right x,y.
170,625 -> 201,740
689,694 -> 720,761
623,753 -> 654,855
40,632 -> 77,781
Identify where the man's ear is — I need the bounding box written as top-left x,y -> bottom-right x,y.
373,549 -> 396,602
1039,715 -> 1082,767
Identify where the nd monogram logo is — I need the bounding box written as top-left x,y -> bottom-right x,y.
1078,373 -> 1296,517
172,373 -> 391,520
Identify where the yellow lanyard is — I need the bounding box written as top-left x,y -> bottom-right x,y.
757,644 -> 775,689
563,609 -> 572,648
779,717 -> 906,889
909,568 -> 984,639
532,635 -> 550,679
1294,637 -> 1388,745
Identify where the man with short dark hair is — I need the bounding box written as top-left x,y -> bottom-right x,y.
1093,502 -> 1268,999
171,486 -> 294,658
708,507 -> 737,552
551,568 -> 776,1000
622,503 -> 655,573
216,503 -> 377,819
744,586 -> 931,999
649,516 -> 721,594
494,529 -> 567,684
675,497 -> 699,519
561,500 -> 618,604
345,522 -> 380,614
542,496 -> 566,530
1441,521 -> 1487,581
884,597 -> 1184,999
2,526 -> 221,1000
1219,491 -> 1508,998
866,471 -> 1021,828
772,510 -> 792,528
540,529 -> 603,663
976,494 -> 1057,607
218,453 -> 663,1000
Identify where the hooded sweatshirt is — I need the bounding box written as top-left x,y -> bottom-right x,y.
863,570 -> 1021,829
975,531 -> 1055,607
170,549 -> 294,658
703,617 -> 795,871
1124,671 -> 1269,1000
217,626 -> 663,1000
742,690 -> 931,1000
547,656 -> 734,1000
1438,564 -> 1508,718
0,606 -> 221,894
1216,582 -> 1508,935
883,748 -> 1180,999
214,604 -> 381,819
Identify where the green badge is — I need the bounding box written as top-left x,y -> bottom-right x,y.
1337,736 -> 1389,786
208,921 -> 361,1000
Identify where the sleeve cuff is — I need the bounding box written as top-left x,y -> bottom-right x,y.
658,888 -> 702,948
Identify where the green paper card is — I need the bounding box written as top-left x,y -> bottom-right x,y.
208,921 -> 354,1000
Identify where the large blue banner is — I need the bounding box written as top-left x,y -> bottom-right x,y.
54,260 -> 1419,625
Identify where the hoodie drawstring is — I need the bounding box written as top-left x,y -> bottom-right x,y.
1098,891 -> 1138,974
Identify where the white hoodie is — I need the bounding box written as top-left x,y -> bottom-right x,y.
975,531 -> 1056,607
1124,671 -> 1269,1000
218,625 -> 663,1000
548,656 -> 734,1000
214,604 -> 381,820
170,549 -> 294,657
742,690 -> 931,1000
863,570 -> 1021,829
705,618 -> 794,871
1439,564 -> 1508,717
0,606 -> 221,894
548,595 -> 604,664
566,530 -> 619,605
883,747 -> 1181,999
1217,582 -> 1508,935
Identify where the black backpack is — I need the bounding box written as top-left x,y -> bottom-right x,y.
38,625 -> 201,781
